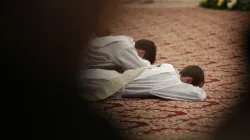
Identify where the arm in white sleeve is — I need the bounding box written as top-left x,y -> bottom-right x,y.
141,59 -> 151,65
114,47 -> 151,70
150,82 -> 207,101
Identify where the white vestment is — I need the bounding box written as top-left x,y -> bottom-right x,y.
81,64 -> 207,101
82,35 -> 150,70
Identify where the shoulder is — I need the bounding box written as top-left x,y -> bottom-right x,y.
160,63 -> 174,68
157,64 -> 177,73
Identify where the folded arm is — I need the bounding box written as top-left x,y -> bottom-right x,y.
114,47 -> 151,71
150,82 -> 207,101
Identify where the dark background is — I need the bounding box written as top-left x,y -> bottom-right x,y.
3,0 -> 250,139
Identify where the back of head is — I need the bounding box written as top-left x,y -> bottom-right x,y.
180,65 -> 205,87
135,39 -> 157,64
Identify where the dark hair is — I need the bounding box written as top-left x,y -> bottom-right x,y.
135,39 -> 157,64
179,65 -> 205,87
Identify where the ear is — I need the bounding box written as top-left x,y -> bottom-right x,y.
199,82 -> 204,88
186,77 -> 193,84
137,49 -> 146,58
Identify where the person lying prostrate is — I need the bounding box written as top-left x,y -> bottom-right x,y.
81,64 -> 206,101
82,34 -> 157,72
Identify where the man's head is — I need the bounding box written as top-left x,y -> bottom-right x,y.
179,65 -> 205,88
135,39 -> 157,64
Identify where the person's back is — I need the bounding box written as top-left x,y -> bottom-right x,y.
83,35 -> 138,69
83,35 -> 156,71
